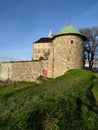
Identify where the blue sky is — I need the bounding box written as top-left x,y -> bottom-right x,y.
0,0 -> 98,61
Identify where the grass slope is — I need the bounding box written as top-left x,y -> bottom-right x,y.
0,69 -> 98,130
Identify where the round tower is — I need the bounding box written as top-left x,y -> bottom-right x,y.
48,24 -> 87,78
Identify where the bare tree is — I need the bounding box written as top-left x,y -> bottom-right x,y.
79,27 -> 98,69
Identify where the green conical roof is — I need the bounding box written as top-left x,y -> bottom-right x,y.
56,24 -> 87,41
58,24 -> 81,35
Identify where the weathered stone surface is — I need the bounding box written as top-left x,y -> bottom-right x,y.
48,35 -> 84,78
0,33 -> 84,81
0,61 -> 48,82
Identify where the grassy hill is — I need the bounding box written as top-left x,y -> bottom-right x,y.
0,69 -> 98,130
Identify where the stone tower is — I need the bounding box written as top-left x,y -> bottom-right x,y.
48,24 -> 87,78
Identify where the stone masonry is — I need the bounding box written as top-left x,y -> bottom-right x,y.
48,35 -> 84,78
0,60 -> 48,82
0,24 -> 87,82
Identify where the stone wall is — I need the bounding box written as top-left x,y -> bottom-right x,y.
48,34 -> 84,78
0,60 -> 48,82
0,63 -> 12,81
0,34 -> 84,82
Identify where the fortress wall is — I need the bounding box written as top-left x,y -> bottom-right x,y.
0,60 -> 48,82
11,61 -> 41,82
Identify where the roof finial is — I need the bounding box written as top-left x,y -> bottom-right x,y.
48,29 -> 53,38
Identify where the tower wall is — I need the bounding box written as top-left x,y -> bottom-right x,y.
48,34 -> 84,78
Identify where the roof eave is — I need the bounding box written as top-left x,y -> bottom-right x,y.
52,33 -> 87,41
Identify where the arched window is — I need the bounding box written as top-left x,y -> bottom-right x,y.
70,40 -> 74,44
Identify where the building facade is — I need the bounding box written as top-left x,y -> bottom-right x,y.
33,38 -> 51,60
33,30 -> 53,60
0,24 -> 87,82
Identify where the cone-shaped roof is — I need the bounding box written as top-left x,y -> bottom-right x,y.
58,24 -> 81,35
54,24 -> 87,41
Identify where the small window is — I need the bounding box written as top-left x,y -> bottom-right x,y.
70,40 -> 74,44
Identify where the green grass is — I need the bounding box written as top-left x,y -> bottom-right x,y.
0,69 -> 98,130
